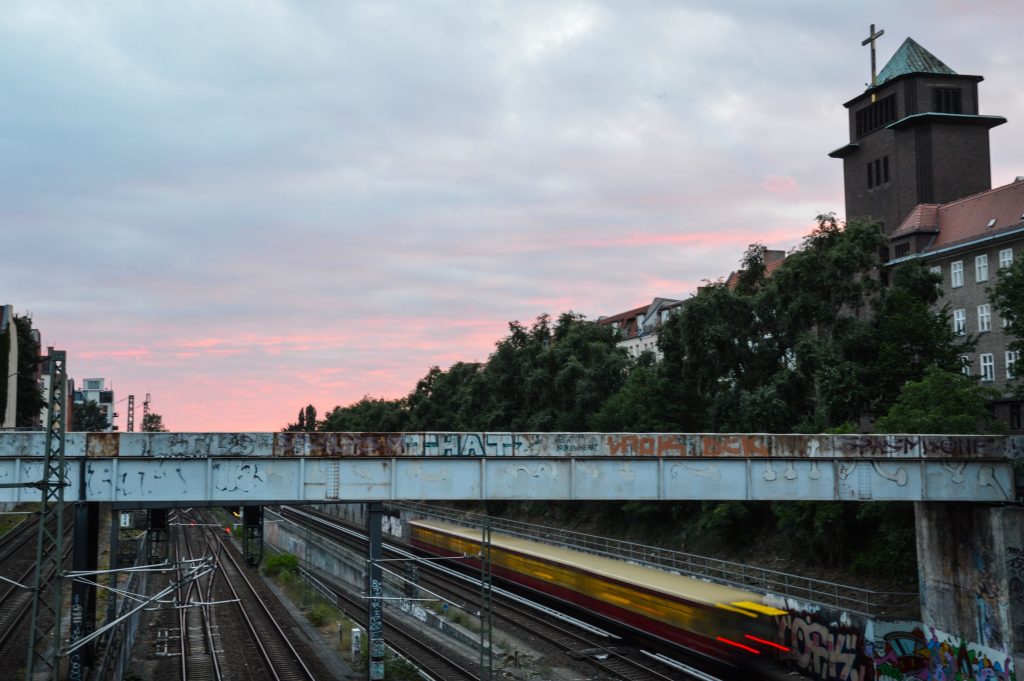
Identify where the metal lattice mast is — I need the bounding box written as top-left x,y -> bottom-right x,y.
142,393 -> 150,424
26,350 -> 68,681
126,395 -> 135,432
479,515 -> 493,681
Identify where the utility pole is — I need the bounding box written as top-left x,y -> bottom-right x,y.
25,350 -> 68,681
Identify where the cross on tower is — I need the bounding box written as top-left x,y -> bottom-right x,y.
862,23 -> 885,88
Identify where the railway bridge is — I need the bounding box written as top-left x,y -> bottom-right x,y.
1,429 -> 1022,679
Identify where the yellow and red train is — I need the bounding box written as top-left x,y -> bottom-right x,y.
410,518 -> 789,669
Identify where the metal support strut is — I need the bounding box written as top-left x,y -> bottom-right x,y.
241,505 -> 264,567
367,502 -> 385,681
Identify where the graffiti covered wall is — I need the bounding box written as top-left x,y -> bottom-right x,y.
766,598 -> 1017,681
775,605 -> 874,681
871,622 -> 1015,681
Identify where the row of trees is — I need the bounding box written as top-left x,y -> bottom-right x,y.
71,402 -> 167,432
283,217 -> 1022,581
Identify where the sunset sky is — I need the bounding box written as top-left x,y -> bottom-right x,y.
3,2 -> 1023,432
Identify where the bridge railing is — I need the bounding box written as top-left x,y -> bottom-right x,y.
392,501 -> 919,620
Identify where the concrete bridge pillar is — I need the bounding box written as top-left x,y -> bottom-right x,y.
915,502 -> 1024,671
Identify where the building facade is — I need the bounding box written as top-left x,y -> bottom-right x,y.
598,297 -> 684,361
74,377 -> 117,431
0,305 -> 17,429
830,35 -> 1021,432
887,179 -> 1024,431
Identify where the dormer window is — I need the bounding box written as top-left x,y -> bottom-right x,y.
892,241 -> 910,259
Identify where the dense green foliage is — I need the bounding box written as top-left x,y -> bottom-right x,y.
262,552 -> 300,578
142,412 -> 168,432
284,217 -> 994,585
14,316 -> 46,427
72,400 -> 110,432
875,366 -> 1004,434
311,312 -> 630,432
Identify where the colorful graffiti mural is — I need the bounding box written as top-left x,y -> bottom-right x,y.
871,625 -> 1015,681
772,604 -> 1017,681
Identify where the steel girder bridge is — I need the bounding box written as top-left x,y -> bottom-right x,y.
2,356 -> 1022,679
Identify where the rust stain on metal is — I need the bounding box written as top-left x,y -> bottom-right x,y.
86,433 -> 120,458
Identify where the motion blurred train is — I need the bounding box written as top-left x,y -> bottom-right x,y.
410,518 -> 789,671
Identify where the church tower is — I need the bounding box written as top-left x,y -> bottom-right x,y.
829,34 -> 1006,233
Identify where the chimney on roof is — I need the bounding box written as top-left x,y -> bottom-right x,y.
1015,176 -> 1024,182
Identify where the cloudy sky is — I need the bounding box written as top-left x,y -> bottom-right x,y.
3,1 -> 1022,432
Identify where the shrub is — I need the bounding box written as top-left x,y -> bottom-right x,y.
262,552 -> 299,578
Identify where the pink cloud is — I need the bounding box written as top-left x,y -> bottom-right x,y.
762,175 -> 799,194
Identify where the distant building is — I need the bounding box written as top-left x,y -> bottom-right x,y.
598,297 -> 684,360
74,377 -> 117,431
0,305 -> 17,429
829,37 -> 1006,234
724,249 -> 787,290
830,34 -> 1021,432
887,179 -> 1024,431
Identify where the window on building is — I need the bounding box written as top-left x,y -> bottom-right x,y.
1011,404 -> 1023,431
933,88 -> 963,114
84,379 -> 102,390
867,156 -> 890,189
980,353 -> 995,382
953,309 -> 966,335
978,304 -> 992,332
999,248 -> 1014,270
1008,350 -> 1020,380
960,355 -> 972,376
893,242 -> 910,259
975,254 -> 989,282
951,261 -> 964,287
929,265 -> 942,279
855,95 -> 897,136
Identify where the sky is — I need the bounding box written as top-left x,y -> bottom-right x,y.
3,2 -> 1023,432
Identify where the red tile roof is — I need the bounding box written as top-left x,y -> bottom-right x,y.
597,305 -> 649,326
724,249 -> 787,289
891,179 -> 1024,250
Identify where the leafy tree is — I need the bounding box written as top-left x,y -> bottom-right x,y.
405,362 -> 485,431
73,400 -> 110,432
648,216 -> 967,433
472,313 -> 631,431
14,316 -> 45,428
283,404 -> 319,432
142,412 -> 168,432
875,365 -> 1004,434
319,397 -> 409,432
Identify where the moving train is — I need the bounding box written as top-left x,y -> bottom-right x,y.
409,518 -> 790,672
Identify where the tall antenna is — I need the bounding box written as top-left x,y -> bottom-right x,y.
126,395 -> 135,432
143,393 -> 151,421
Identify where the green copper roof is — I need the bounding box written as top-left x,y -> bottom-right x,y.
876,37 -> 957,85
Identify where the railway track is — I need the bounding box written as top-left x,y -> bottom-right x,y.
297,560 -> 481,681
171,510 -> 319,681
279,506 -> 720,681
0,508 -> 74,665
